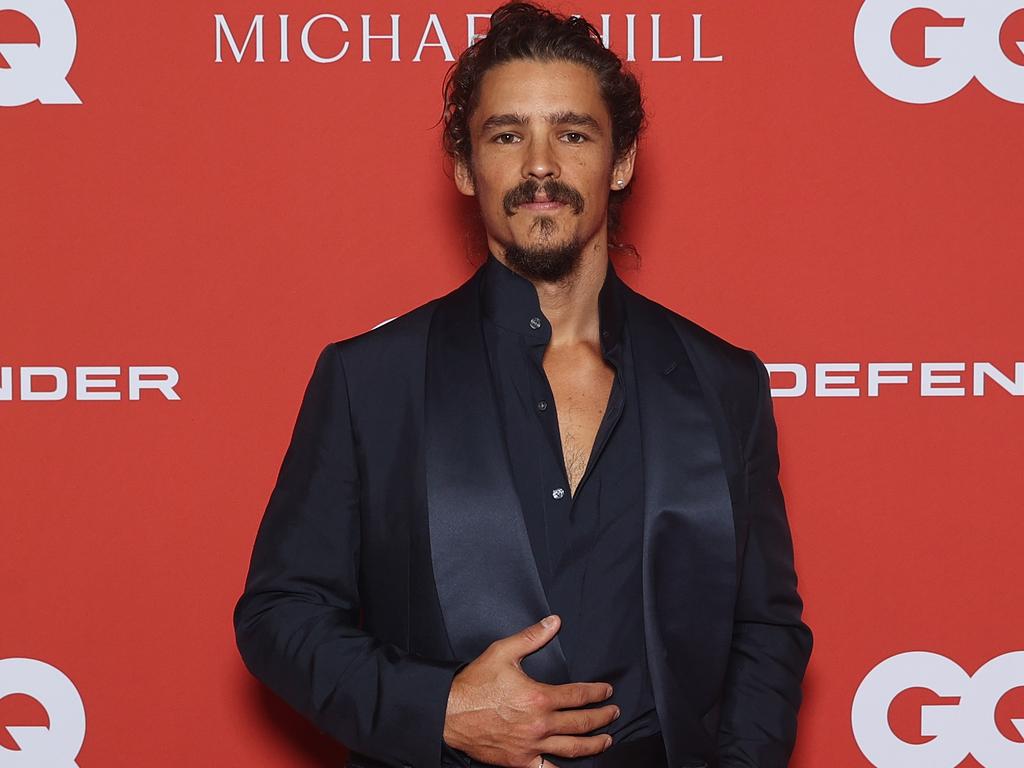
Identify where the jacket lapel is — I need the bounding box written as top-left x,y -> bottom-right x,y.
425,269 -> 570,684
626,288 -> 738,761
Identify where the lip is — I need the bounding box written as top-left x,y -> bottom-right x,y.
519,201 -> 565,211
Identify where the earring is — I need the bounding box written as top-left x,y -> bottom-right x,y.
616,179 -> 625,187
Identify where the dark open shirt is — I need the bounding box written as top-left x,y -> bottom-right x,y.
476,252 -> 660,764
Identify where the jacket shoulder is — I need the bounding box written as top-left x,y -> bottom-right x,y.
626,289 -> 765,439
323,291 -> 444,399
628,289 -> 758,381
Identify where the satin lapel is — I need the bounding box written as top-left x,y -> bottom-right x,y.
626,290 -> 737,761
425,270 -> 569,684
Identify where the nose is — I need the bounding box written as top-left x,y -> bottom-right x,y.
521,136 -> 560,181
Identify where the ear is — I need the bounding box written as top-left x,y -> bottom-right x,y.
454,157 -> 476,197
610,140 -> 637,190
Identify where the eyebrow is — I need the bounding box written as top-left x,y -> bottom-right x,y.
479,110 -> 604,134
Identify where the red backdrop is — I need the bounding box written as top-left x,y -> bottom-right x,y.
2,1 -> 1022,766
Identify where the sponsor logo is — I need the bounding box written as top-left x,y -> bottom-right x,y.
0,366 -> 181,401
854,0 -> 1024,104
212,11 -> 723,64
0,0 -> 80,107
766,361 -> 1022,398
853,651 -> 1024,767
0,658 -> 85,767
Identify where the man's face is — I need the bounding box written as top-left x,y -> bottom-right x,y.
454,58 -> 635,282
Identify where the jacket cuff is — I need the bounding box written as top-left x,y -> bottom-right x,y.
401,657 -> 467,768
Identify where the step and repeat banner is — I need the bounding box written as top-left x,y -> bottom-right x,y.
2,1 -> 1022,766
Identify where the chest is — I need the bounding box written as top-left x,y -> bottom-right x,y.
542,347 -> 616,496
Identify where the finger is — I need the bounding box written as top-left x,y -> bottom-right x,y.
539,733 -> 614,760
541,681 -> 613,709
546,704 -> 619,735
495,615 -> 560,662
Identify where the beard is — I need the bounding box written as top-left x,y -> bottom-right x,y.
502,230 -> 585,283
499,177 -> 587,282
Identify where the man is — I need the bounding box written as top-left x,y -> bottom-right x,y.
233,3 -> 812,768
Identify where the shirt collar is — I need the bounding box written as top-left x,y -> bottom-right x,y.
480,250 -> 625,354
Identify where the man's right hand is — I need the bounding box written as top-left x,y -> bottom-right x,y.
442,615 -> 619,768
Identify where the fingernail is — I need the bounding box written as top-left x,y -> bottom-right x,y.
541,615 -> 556,628
605,686 -> 613,698
613,708 -> 620,720
605,735 -> 614,749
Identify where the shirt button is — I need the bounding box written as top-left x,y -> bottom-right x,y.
529,317 -> 542,330
552,488 -> 565,499
536,400 -> 548,412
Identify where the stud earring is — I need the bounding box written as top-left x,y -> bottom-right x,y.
616,179 -> 625,186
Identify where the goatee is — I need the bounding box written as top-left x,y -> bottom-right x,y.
502,234 -> 585,283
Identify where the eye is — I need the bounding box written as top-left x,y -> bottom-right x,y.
562,132 -> 588,144
493,133 -> 520,144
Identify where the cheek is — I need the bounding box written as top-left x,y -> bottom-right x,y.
474,178 -> 516,217
470,163 -> 503,195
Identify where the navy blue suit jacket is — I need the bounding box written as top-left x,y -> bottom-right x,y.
233,264 -> 813,768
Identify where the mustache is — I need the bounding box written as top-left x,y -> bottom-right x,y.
503,178 -> 585,216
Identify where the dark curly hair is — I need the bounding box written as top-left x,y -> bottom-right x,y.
441,1 -> 646,251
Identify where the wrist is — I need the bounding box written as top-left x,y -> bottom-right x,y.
443,671 -> 466,750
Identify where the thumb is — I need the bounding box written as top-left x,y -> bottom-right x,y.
503,614 -> 560,662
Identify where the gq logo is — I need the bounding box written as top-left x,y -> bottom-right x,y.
0,658 -> 85,767
852,651 -> 1024,767
0,0 -> 80,106
854,0 -> 1024,103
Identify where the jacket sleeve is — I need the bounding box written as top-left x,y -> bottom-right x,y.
233,342 -> 464,768
716,350 -> 813,767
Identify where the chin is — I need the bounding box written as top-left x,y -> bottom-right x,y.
502,233 -> 585,283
